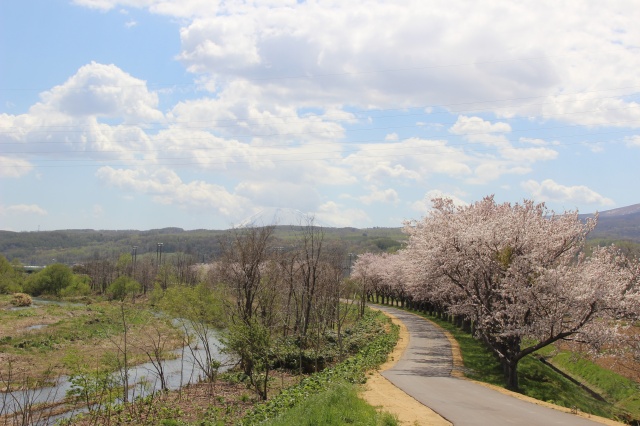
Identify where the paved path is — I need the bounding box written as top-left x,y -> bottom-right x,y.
374,305 -> 609,426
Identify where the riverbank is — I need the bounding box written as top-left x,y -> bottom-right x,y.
0,296 -> 184,389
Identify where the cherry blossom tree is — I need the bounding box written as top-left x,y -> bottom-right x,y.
351,252 -> 384,309
404,195 -> 639,390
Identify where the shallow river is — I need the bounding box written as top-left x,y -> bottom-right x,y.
1,300 -> 230,424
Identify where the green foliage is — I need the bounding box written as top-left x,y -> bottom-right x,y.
23,263 -> 74,296
154,283 -> 225,327
262,381 -> 398,426
106,276 -> 141,301
223,318 -> 272,399
547,351 -> 640,420
60,275 -> 92,297
241,310 -> 399,425
0,255 -> 23,293
586,238 -> 640,259
371,237 -> 403,253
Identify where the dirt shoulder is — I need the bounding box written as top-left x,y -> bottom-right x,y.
359,309 -> 452,426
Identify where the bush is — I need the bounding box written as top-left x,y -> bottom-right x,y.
11,292 -> 32,307
106,276 -> 141,301
60,276 -> 92,297
24,263 -> 74,296
0,255 -> 23,294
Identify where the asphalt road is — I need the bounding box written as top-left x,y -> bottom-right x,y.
374,305 -> 609,426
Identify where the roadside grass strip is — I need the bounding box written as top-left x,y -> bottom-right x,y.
260,381 -> 398,426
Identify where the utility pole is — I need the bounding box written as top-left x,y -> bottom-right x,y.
131,246 -> 137,278
156,243 -> 164,267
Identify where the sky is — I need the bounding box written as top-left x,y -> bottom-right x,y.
1,0 -> 639,231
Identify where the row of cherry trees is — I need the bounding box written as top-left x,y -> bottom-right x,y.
353,196 -> 640,390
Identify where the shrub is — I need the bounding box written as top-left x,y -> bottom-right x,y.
106,276 -> 141,301
60,276 -> 92,297
24,263 -> 74,296
0,255 -> 23,294
11,292 -> 32,307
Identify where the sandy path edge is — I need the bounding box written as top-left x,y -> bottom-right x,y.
359,308 -> 452,426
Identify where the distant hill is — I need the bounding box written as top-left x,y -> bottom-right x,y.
581,203 -> 640,242
1,203 -> 638,266
0,225 -> 406,266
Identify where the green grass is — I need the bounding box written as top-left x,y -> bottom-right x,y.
547,351 -> 640,421
0,302 -> 152,354
262,381 -> 398,426
409,310 -> 639,423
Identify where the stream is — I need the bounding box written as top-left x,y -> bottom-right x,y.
1,300 -> 231,424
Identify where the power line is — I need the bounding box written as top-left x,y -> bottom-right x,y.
1,86 -> 639,134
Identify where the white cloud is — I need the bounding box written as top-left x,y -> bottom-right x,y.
359,186 -> 399,205
469,161 -> 532,184
520,137 -> 553,146
345,137 -> 472,183
39,62 -> 163,123
410,190 -> 468,214
316,201 -> 370,228
0,156 -> 33,177
522,179 -> 615,206
9,1 -> 640,230
96,166 -> 256,217
0,204 -> 48,216
235,181 -> 321,212
501,146 -> 558,162
449,115 -> 511,136
626,135 -> 640,147
67,1 -> 640,129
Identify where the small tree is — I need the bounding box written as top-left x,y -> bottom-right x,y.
223,319 -> 272,400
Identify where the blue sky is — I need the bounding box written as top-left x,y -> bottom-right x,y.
1,0 -> 639,231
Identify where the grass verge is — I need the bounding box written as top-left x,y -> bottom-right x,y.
261,381 -> 397,426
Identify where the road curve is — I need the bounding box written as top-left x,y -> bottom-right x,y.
373,305 -> 614,426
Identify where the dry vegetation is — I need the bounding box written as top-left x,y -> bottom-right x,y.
0,297 -> 183,387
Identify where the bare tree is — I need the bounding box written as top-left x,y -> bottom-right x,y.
217,225 -> 275,325
297,217 -> 324,337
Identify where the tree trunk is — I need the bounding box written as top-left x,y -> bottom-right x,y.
503,359 -> 519,391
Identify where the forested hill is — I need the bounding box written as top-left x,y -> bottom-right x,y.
0,226 -> 406,265
1,203 -> 638,266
